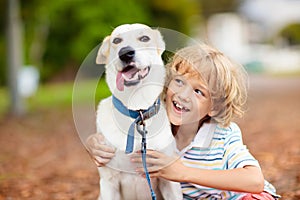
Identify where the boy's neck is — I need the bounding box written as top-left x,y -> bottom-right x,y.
172,117 -> 211,151
173,122 -> 199,151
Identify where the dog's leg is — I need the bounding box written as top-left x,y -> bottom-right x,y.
97,168 -> 121,200
158,178 -> 183,200
98,178 -> 121,200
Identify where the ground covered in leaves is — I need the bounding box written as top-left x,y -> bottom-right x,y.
0,75 -> 299,199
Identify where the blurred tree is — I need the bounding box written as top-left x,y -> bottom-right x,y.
0,1 -> 7,86
279,23 -> 300,46
200,0 -> 241,20
148,0 -> 201,34
21,0 -> 151,82
6,0 -> 25,115
0,0 -> 206,85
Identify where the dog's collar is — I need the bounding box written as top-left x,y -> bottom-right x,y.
112,96 -> 140,119
112,95 -> 160,154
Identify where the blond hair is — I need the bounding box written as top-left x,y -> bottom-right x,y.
163,44 -> 248,127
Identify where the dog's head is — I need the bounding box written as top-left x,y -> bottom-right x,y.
96,24 -> 166,110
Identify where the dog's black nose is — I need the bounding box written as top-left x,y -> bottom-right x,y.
119,46 -> 135,62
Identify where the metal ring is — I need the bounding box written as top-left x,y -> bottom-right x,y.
138,110 -> 145,125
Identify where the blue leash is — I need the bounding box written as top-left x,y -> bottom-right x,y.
112,96 -> 158,199
137,119 -> 157,200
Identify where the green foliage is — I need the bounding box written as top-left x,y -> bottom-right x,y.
0,0 -> 7,86
23,0 -> 152,81
1,0 -> 210,85
279,23 -> 300,45
199,0 -> 242,19
0,78 -> 111,116
0,38 -> 6,86
149,0 -> 201,34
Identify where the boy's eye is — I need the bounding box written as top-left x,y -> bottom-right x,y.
194,89 -> 204,96
174,78 -> 184,86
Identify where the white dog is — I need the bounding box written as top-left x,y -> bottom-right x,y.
95,23 -> 182,200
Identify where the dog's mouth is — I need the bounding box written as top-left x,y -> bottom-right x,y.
116,63 -> 150,91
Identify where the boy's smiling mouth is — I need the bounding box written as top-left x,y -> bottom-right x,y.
173,100 -> 190,113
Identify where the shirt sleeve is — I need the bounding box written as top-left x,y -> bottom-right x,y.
223,123 -> 260,169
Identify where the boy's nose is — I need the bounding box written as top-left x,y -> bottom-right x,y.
177,86 -> 191,102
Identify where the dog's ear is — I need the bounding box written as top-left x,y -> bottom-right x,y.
153,30 -> 165,56
96,36 -> 110,64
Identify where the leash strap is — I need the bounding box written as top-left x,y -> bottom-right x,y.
137,118 -> 157,200
112,96 -> 158,199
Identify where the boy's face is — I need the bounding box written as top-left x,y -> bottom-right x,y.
166,74 -> 212,126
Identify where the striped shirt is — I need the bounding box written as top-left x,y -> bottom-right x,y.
177,122 -> 279,199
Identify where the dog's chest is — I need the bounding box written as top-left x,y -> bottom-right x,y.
96,96 -> 176,152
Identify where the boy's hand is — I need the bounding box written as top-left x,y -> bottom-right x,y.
86,133 -> 115,167
131,150 -> 184,182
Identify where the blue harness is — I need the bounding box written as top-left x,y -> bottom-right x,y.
112,95 -> 159,200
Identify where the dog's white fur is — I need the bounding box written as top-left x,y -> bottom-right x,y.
95,24 -> 182,200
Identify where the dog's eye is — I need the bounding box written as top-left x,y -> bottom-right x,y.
139,35 -> 150,42
112,37 -> 122,44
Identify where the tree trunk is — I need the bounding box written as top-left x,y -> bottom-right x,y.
6,0 -> 25,116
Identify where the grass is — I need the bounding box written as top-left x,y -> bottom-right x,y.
0,78 -> 111,117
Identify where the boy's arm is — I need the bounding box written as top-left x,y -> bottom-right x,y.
178,164 -> 264,193
132,150 -> 264,194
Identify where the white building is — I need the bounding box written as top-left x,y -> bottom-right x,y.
204,0 -> 300,74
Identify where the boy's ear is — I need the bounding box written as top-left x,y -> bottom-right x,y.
96,36 -> 110,64
208,110 -> 214,118
208,105 -> 219,117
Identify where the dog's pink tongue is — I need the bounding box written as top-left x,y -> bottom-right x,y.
116,72 -> 124,91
